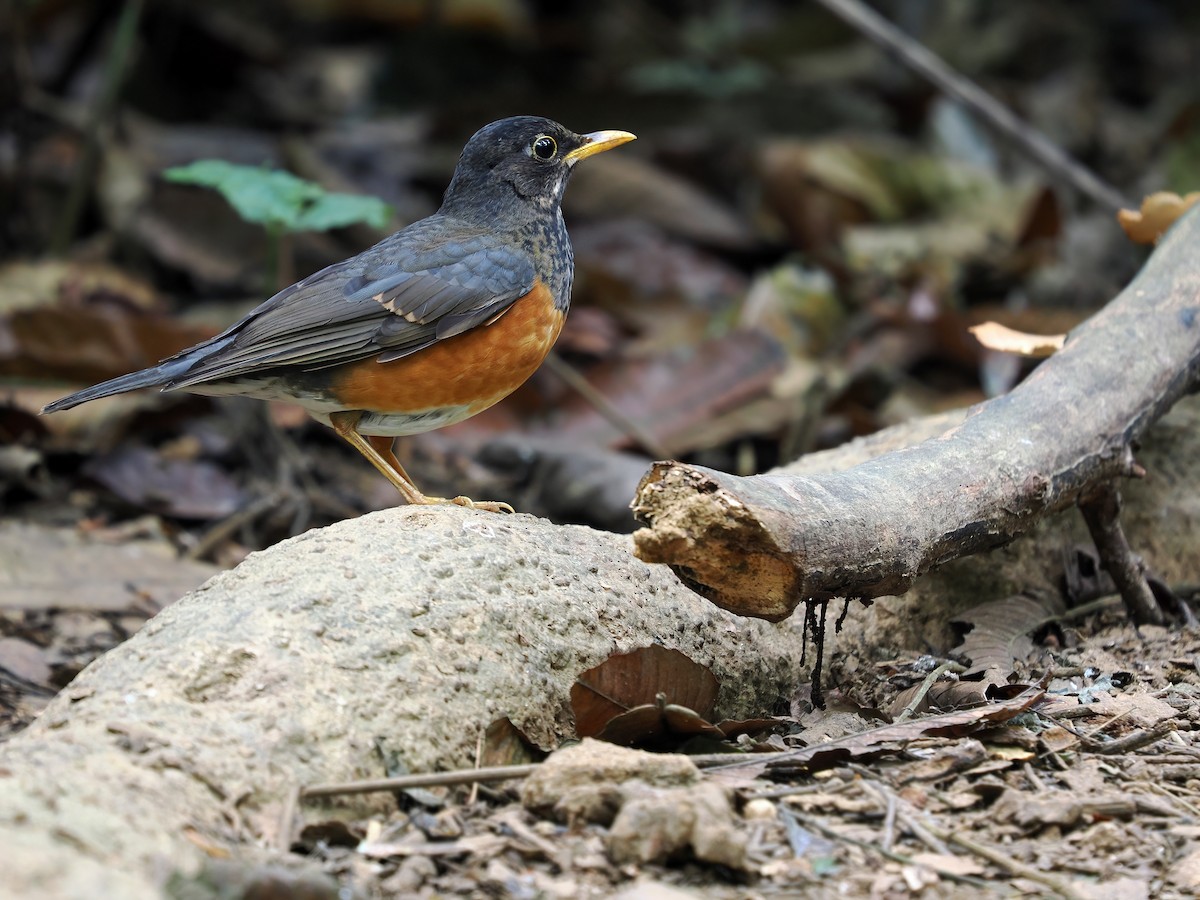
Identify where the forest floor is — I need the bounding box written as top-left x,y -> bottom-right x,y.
5,578 -> 1200,898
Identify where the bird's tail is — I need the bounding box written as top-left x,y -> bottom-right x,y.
42,331 -> 238,414
42,365 -> 172,414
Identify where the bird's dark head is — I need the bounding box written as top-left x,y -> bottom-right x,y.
440,116 -> 635,221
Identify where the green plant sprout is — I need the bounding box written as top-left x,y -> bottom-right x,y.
163,160 -> 392,290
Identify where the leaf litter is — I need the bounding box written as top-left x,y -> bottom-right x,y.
7,0 -> 1200,897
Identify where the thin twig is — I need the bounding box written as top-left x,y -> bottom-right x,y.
742,779 -> 854,801
852,769 -> 949,855
785,809 -> 1010,894
469,730 -> 484,806
811,0 -> 1129,212
275,784 -> 299,852
880,788 -> 897,852
185,491 -> 284,561
923,821 -> 1086,899
541,351 -> 672,459
301,764 -> 539,799
1083,719 -> 1176,755
895,661 -> 967,722
1023,762 -> 1047,792
493,809 -> 573,872
1079,706 -> 1135,743
1143,781 -> 1200,818
302,749 -> 807,799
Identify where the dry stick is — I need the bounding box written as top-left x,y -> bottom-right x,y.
1078,482 -> 1187,626
856,780 -> 907,855
1144,781 -> 1200,819
922,821 -> 1085,900
633,209 -> 1200,621
784,809 -> 1011,895
493,809 -> 573,872
301,751 -> 799,799
810,0 -> 1129,212
1078,706 -> 1136,743
302,765 -> 540,799
850,768 -> 949,856
895,661 -> 968,723
880,789 -> 897,852
1023,762 -> 1047,792
274,784 -> 300,852
541,351 -> 672,460
185,491 -> 284,561
1084,720 -> 1176,755
744,779 -> 854,802
468,730 -> 485,806
967,837 -> 1086,899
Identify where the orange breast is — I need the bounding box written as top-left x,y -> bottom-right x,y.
330,280 -> 565,417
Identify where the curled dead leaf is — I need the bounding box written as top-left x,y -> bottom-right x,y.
571,644 -> 719,740
968,321 -> 1066,358
1117,191 -> 1200,245
951,594 -> 1062,681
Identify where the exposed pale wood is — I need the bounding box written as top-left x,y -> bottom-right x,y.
632,208 -> 1200,621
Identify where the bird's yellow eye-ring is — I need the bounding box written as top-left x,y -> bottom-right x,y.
532,135 -> 558,160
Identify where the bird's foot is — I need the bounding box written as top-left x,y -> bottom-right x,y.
412,494 -> 514,514
450,496 -> 515,514
446,496 -> 511,518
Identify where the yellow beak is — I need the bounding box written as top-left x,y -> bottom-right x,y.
563,130 -> 637,165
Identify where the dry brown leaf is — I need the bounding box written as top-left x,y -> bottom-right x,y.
83,446 -> 244,520
1118,191 -> 1200,245
358,832 -> 507,859
571,645 -> 719,740
890,678 -> 990,719
0,637 -> 52,685
0,260 -> 213,383
1037,724 -> 1077,753
951,594 -> 1061,680
786,792 -> 880,815
968,321 -> 1066,358
480,717 -> 542,768
594,696 -> 726,747
765,689 -> 1045,776
893,738 -> 989,782
544,329 -> 789,455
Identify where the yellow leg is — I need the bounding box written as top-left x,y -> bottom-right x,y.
328,411 -> 514,514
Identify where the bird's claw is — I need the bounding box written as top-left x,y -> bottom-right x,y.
450,496 -> 515,514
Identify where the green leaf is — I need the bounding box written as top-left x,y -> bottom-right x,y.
163,160 -> 392,234
293,192 -> 392,232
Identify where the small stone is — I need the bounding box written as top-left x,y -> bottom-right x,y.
521,738 -> 699,823
380,855 -> 437,894
742,797 -> 777,820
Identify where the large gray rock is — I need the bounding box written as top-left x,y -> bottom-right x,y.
0,507 -> 806,899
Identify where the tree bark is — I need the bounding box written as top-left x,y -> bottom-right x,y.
632,208 -> 1200,621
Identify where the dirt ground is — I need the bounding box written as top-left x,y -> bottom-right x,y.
5,1 -> 1200,896
294,607 -> 1200,899
5,574 -> 1199,899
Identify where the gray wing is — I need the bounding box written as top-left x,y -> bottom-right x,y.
167,218 -> 535,389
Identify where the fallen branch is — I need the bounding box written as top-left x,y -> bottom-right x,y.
633,207 -> 1200,621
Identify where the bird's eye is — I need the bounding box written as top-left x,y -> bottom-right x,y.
532,135 -> 558,160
